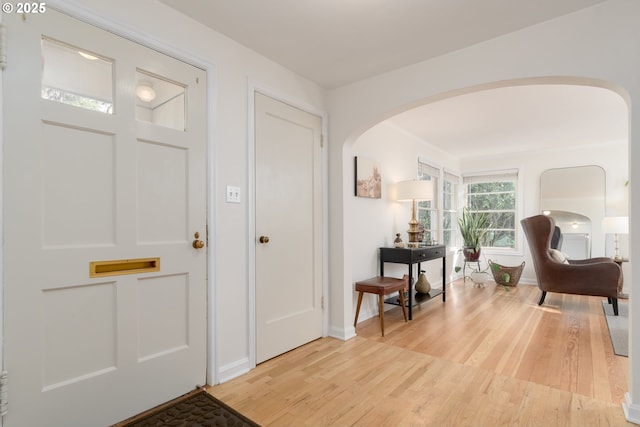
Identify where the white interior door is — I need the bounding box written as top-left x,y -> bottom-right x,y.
3,10 -> 207,426
255,92 -> 323,363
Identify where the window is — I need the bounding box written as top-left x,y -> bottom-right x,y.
417,161 -> 439,244
463,170 -> 518,249
135,69 -> 187,131
442,171 -> 459,248
41,38 -> 114,114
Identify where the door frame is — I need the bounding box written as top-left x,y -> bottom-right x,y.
247,82 -> 329,369
0,0 -> 219,393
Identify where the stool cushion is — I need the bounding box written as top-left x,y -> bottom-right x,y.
355,276 -> 408,295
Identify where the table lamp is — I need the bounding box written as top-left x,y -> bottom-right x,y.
396,180 -> 433,247
602,216 -> 628,261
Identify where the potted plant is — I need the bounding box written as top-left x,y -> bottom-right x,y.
454,253 -> 512,290
453,249 -> 490,287
468,264 -> 492,288
457,207 -> 490,261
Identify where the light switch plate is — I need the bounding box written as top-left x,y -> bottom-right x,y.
226,185 -> 241,203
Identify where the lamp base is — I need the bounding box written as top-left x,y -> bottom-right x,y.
406,199 -> 421,247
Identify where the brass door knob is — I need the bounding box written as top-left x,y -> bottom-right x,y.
193,231 -> 205,249
259,236 -> 270,244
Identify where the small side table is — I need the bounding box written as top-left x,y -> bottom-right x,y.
613,257 -> 629,299
462,260 -> 481,283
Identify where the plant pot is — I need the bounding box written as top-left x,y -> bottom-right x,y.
488,260 -> 525,287
470,271 -> 491,288
463,246 -> 481,261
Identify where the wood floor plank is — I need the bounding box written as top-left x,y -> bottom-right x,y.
208,282 -> 632,426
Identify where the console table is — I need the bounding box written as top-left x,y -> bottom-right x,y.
379,245 -> 446,320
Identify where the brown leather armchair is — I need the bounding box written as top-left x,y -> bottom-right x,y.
521,215 -> 621,315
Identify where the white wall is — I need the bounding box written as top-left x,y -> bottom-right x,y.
459,139 -> 628,286
349,122 -> 460,323
327,0 -> 640,421
44,0 -> 326,383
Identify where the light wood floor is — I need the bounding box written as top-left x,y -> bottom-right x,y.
207,281 -> 632,426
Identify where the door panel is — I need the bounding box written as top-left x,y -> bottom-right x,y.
137,140 -> 188,242
42,123 -> 116,246
255,93 -> 323,363
3,10 -> 207,426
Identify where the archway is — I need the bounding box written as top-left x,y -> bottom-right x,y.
345,78 -> 629,327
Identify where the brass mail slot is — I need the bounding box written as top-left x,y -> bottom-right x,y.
90,257 -> 160,278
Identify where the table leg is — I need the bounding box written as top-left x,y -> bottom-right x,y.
408,264 -> 415,320
378,294 -> 385,336
442,256 -> 446,302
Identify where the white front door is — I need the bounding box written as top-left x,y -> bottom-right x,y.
3,10 -> 207,426
254,92 -> 323,363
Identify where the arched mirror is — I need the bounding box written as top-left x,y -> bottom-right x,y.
540,166 -> 605,258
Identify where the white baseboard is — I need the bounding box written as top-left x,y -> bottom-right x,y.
217,357 -> 251,384
623,392 -> 640,424
328,325 -> 356,341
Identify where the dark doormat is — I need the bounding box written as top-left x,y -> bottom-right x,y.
113,389 -> 261,427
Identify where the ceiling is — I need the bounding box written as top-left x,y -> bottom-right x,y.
385,84 -> 628,159
158,0 -> 627,158
160,0 -> 607,89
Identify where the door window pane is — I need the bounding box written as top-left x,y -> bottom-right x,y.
41,38 -> 114,114
135,70 -> 186,131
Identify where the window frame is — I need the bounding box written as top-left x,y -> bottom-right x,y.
462,169 -> 522,254
442,170 -> 460,249
417,160 -> 439,245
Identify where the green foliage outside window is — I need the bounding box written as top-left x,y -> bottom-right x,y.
466,181 -> 516,248
417,200 -> 434,243
42,87 -> 113,114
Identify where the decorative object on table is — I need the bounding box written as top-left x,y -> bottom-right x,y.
415,269 -> 431,294
354,156 -> 381,198
393,233 -> 405,248
602,216 -> 628,261
488,260 -> 525,287
395,179 -> 433,247
457,207 -> 490,261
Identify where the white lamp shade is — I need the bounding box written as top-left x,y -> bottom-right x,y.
602,216 -> 628,234
395,180 -> 433,202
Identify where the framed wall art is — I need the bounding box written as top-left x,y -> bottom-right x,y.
354,156 -> 381,199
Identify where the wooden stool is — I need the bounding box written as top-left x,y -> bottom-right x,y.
353,275 -> 409,336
